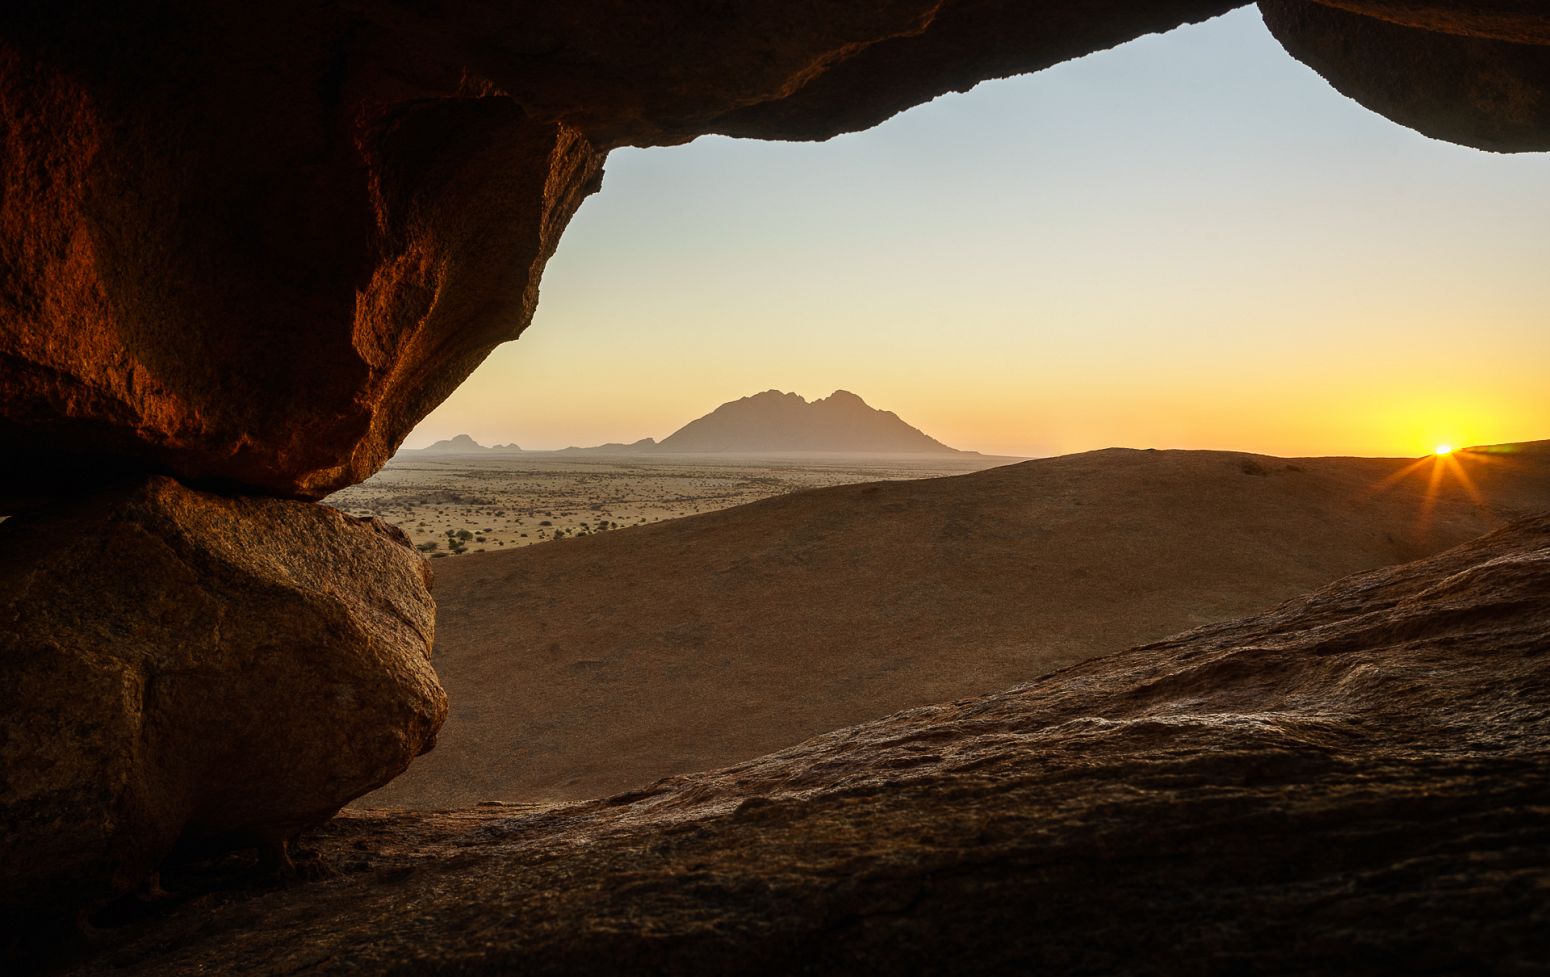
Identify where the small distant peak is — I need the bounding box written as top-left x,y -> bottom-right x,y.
422,433 -> 485,451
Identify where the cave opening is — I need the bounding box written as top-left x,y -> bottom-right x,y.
5,2 -> 1550,970
335,5 -> 1550,811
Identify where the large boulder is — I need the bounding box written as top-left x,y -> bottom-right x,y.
0,477 -> 445,923
0,34 -> 604,503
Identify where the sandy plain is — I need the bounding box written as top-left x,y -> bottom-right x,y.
360,441 -> 1550,808
325,452 -> 1012,554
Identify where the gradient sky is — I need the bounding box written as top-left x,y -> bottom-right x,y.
406,7 -> 1550,458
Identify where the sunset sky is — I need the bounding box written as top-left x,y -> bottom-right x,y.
406,7 -> 1550,459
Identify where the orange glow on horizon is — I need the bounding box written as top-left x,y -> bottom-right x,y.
1368,445 -> 1501,537
398,11 -> 1550,460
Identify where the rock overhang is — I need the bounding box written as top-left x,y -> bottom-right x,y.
0,1 -> 1546,503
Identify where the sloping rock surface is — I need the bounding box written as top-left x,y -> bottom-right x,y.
73,513 -> 1550,976
0,477 -> 445,931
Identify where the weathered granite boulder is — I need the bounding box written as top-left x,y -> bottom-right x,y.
0,477 -> 445,922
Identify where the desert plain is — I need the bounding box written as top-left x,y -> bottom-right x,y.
326,451 -> 1010,553
352,441 -> 1550,808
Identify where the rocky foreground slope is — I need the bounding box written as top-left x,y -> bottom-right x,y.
72,514 -> 1550,976
370,443 -> 1550,805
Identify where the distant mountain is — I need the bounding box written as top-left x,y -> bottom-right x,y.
654,390 -> 964,454
557,438 -> 659,455
417,435 -> 521,454
406,391 -> 964,457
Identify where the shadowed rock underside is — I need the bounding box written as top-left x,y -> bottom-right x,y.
4,2 -> 1549,503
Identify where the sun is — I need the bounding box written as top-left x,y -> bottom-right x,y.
1434,443 -> 1454,456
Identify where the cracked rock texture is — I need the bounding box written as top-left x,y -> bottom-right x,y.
67,514 -> 1550,976
0,477 -> 445,930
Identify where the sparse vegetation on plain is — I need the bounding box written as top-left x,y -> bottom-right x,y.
326,454 -> 1005,556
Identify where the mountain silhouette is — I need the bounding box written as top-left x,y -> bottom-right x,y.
419,435 -> 521,453
655,390 -> 962,454
409,391 -> 963,455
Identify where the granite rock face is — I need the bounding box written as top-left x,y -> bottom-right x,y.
0,32 -> 603,501
67,514 -> 1550,976
0,477 -> 445,925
